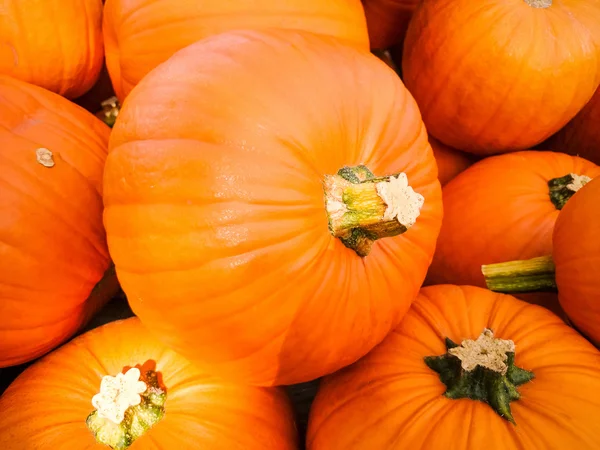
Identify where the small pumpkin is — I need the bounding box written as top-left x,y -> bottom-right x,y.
103,0 -> 370,101
402,0 -> 600,154
362,0 -> 419,49
0,75 -> 115,367
484,177 -> 600,346
103,29 -> 443,386
307,285 -> 600,450
544,87 -> 600,165
429,136 -> 474,186
0,0 -> 104,99
0,318 -> 298,449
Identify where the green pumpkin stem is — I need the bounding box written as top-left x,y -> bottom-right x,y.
482,255 -> 557,293
548,173 -> 592,210
323,165 -> 424,257
425,329 -> 534,424
86,369 -> 166,450
96,96 -> 120,128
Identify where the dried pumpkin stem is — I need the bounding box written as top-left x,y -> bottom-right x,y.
96,96 -> 120,128
323,165 -> 424,257
525,0 -> 551,8
425,329 -> 534,424
86,368 -> 166,450
548,173 -> 592,210
482,255 -> 557,293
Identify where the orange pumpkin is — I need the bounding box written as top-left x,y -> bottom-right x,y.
544,87 -> 600,165
103,0 -> 370,101
484,177 -> 600,346
0,318 -> 298,449
103,29 -> 443,386
307,285 -> 600,449
429,136 -> 474,186
362,0 -> 419,49
0,75 -> 115,368
0,0 -> 104,99
402,0 -> 600,155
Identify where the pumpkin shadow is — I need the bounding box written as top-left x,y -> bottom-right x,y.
122,359 -> 167,393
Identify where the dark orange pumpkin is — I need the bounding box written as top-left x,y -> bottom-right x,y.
544,87 -> 600,165
103,0 -> 370,101
362,0 -> 419,49
307,285 -> 600,449
0,0 -> 104,99
103,29 -> 443,386
0,318 -> 298,449
429,137 -> 474,186
402,0 -> 600,154
0,75 -> 115,367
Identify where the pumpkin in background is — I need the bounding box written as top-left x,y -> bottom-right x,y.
0,75 -> 116,368
429,136 -> 474,186
0,0 -> 104,99
402,0 -> 600,155
484,178 -> 600,346
307,285 -> 600,449
362,0 -> 419,49
0,318 -> 298,450
103,0 -> 370,101
544,87 -> 600,165
103,29 -> 443,386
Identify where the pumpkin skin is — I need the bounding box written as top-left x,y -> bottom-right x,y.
0,318 -> 298,449
544,87 -> 600,165
402,0 -> 600,155
429,136 -> 474,186
0,0 -> 104,99
103,29 -> 443,386
0,75 -> 114,368
427,151 -> 600,290
307,285 -> 600,450
103,0 -> 370,102
362,0 -> 419,49
554,177 -> 600,345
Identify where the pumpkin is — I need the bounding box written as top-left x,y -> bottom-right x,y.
306,285 -> 600,450
0,75 -> 115,368
103,29 -> 443,386
429,136 -> 474,186
483,177 -> 600,346
103,0 -> 370,102
0,0 -> 104,99
544,87 -> 600,165
402,0 -> 600,155
0,318 -> 298,450
362,0 -> 419,49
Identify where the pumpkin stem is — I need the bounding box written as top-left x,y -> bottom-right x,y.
525,0 -> 552,7
323,165 -> 424,257
96,96 -> 120,128
548,173 -> 592,210
482,255 -> 557,293
425,329 -> 534,424
86,368 -> 166,449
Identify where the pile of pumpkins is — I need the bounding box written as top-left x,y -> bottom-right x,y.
1,0 -> 600,448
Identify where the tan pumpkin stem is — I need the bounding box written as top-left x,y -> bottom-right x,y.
525,0 -> 551,8
323,165 -> 424,257
482,255 -> 557,293
96,96 -> 120,128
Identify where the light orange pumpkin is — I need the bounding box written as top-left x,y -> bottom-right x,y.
307,285 -> 600,449
0,318 -> 298,449
103,29 -> 443,386
362,0 -> 419,49
402,0 -> 600,154
103,0 -> 370,101
429,136 -> 474,186
0,75 -> 115,367
0,0 -> 104,99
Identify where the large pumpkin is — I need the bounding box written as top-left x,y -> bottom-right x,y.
0,75 -> 115,367
429,136 -> 474,186
544,87 -> 600,165
362,0 -> 419,49
484,177 -> 600,346
0,0 -> 104,99
103,0 -> 370,101
307,285 -> 600,449
103,29 -> 443,386
402,0 -> 600,154
0,318 -> 298,449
